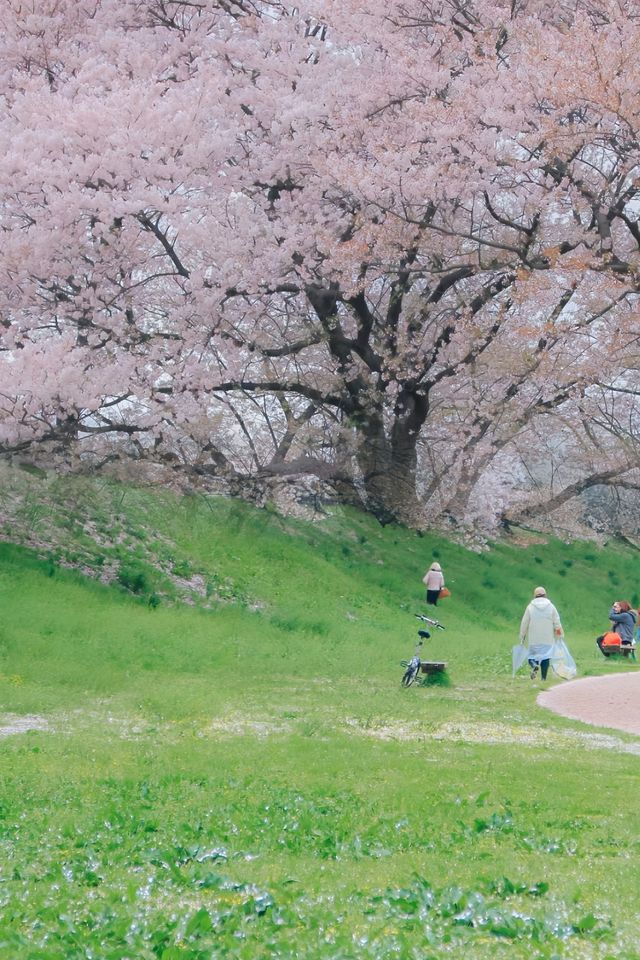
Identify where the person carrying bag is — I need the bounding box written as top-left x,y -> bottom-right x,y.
422,562 -> 445,606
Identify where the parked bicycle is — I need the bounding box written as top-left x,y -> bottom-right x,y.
400,614 -> 445,687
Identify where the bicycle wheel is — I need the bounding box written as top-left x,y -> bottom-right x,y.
401,665 -> 418,687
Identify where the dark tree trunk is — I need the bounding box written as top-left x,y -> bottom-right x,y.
355,405 -> 426,526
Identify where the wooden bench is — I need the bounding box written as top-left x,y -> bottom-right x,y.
419,661 -> 448,675
601,643 -> 636,660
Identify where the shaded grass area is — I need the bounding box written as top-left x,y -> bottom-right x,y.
1,481 -> 640,957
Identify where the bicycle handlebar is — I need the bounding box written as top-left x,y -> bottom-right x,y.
415,613 -> 445,630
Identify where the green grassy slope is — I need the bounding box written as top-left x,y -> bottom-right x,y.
0,482 -> 639,959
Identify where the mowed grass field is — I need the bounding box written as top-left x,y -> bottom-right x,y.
1,481 -> 640,959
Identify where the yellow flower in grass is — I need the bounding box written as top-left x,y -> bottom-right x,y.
0,673 -> 24,685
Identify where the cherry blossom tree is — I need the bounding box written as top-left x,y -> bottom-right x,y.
1,0 -> 639,528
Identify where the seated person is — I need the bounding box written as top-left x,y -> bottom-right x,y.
597,601 -> 636,655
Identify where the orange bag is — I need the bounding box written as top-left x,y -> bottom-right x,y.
439,587 -> 451,599
602,631 -> 620,645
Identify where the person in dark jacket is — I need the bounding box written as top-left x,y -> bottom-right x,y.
597,601 -> 637,656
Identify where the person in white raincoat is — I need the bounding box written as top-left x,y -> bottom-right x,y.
513,587 -> 576,681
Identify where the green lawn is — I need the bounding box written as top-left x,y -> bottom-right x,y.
0,483 -> 639,958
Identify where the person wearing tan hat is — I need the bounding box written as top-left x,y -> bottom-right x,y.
519,586 -> 563,680
422,561 -> 445,606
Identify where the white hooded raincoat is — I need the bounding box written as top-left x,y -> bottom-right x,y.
512,596 -> 576,680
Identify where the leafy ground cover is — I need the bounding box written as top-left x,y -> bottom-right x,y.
1,473 -> 640,958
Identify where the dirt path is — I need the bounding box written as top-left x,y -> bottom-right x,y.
0,714 -> 49,737
538,672 -> 640,737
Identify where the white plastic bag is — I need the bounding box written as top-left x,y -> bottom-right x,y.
512,643 -> 530,677
550,639 -> 577,680
512,638 -> 577,680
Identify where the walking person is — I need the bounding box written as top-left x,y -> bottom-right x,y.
422,562 -> 445,606
519,586 -> 563,681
